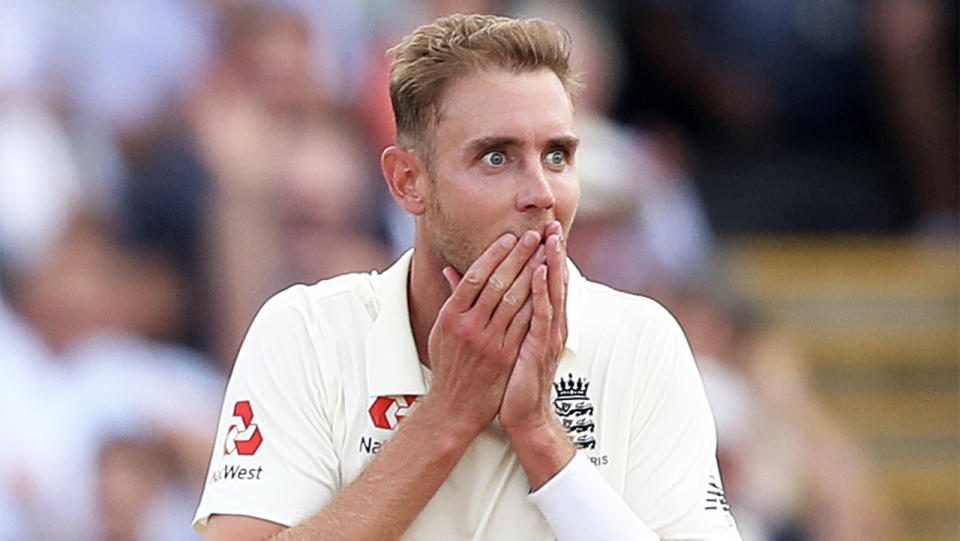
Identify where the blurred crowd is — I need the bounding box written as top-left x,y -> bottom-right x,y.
0,0 -> 954,540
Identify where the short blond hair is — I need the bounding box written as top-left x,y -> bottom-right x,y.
388,13 -> 579,158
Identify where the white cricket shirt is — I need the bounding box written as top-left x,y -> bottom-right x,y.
194,251 -> 741,540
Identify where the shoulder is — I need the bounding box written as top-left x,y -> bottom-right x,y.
576,277 -> 683,337
254,271 -> 382,330
230,271 -> 386,394
572,276 -> 694,393
235,270 -> 385,378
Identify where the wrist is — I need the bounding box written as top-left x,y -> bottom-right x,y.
413,393 -> 486,447
501,406 -> 555,439
504,414 -> 565,449
506,417 -> 575,490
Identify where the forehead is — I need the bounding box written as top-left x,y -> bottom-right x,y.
434,68 -> 575,149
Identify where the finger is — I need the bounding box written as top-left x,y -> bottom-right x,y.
546,233 -> 565,319
489,244 -> 545,332
446,233 -> 517,312
555,221 -> 569,288
472,229 -> 541,321
503,297 -> 533,352
545,220 -> 562,240
529,264 -> 552,341
546,229 -> 569,342
545,220 -> 567,292
442,266 -> 462,292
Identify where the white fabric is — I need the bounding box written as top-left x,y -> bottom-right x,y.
194,250 -> 741,540
529,451 -> 659,541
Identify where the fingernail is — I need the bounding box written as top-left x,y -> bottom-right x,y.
522,230 -> 539,247
501,233 -> 517,247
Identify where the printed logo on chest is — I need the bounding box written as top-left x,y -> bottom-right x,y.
358,395 -> 419,456
553,373 -> 597,450
368,395 -> 418,430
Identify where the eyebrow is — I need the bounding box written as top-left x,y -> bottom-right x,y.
461,135 -> 580,155
547,136 -> 580,151
462,136 -> 522,155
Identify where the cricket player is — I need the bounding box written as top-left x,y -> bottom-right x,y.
195,13 -> 741,541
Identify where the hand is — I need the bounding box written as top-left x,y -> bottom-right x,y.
422,230 -> 545,437
499,221 -> 568,435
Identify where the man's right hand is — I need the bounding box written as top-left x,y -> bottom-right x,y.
422,230 -> 545,436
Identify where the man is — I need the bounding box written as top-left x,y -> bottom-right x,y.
194,14 -> 741,541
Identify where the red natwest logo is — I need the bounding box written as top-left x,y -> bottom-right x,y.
224,400 -> 263,455
368,395 -> 417,430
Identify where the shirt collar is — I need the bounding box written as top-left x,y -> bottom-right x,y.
364,250 -> 426,398
364,249 -> 583,398
564,258 -> 583,357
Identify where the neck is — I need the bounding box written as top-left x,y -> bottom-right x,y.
407,229 -> 450,369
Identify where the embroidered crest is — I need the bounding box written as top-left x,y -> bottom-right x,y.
552,373 -> 596,450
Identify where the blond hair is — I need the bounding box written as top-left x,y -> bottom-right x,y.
388,13 -> 579,158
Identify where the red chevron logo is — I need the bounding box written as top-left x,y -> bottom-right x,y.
368,395 -> 418,430
225,400 -> 263,455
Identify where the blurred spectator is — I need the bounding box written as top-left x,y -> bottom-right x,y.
198,2 -> 327,120
0,96 -> 85,286
114,1 -> 391,360
97,437 -> 177,541
1,65 -> 221,540
171,4 -> 393,367
275,111 -> 392,280
611,0 -> 957,234
98,434 -> 210,541
202,105 -> 392,366
866,0 -> 959,234
119,1 -> 334,351
267,0 -> 371,103
1,211 -> 223,541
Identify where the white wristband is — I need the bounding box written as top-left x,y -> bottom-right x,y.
528,452 -> 659,541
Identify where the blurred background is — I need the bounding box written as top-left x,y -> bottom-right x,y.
0,0 -> 956,540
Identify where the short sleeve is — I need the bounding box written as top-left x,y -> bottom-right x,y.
193,287 -> 339,533
625,310 -> 742,540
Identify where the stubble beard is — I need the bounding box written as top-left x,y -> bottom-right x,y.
424,193 -> 482,275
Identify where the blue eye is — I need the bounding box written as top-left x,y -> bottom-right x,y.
546,150 -> 566,167
481,150 -> 507,166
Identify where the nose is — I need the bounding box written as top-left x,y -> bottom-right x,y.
516,162 -> 555,211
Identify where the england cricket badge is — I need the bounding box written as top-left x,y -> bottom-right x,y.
553,373 -> 596,450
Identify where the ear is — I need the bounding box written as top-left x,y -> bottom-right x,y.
381,145 -> 427,216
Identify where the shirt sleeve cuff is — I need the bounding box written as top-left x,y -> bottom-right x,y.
528,451 -> 659,541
